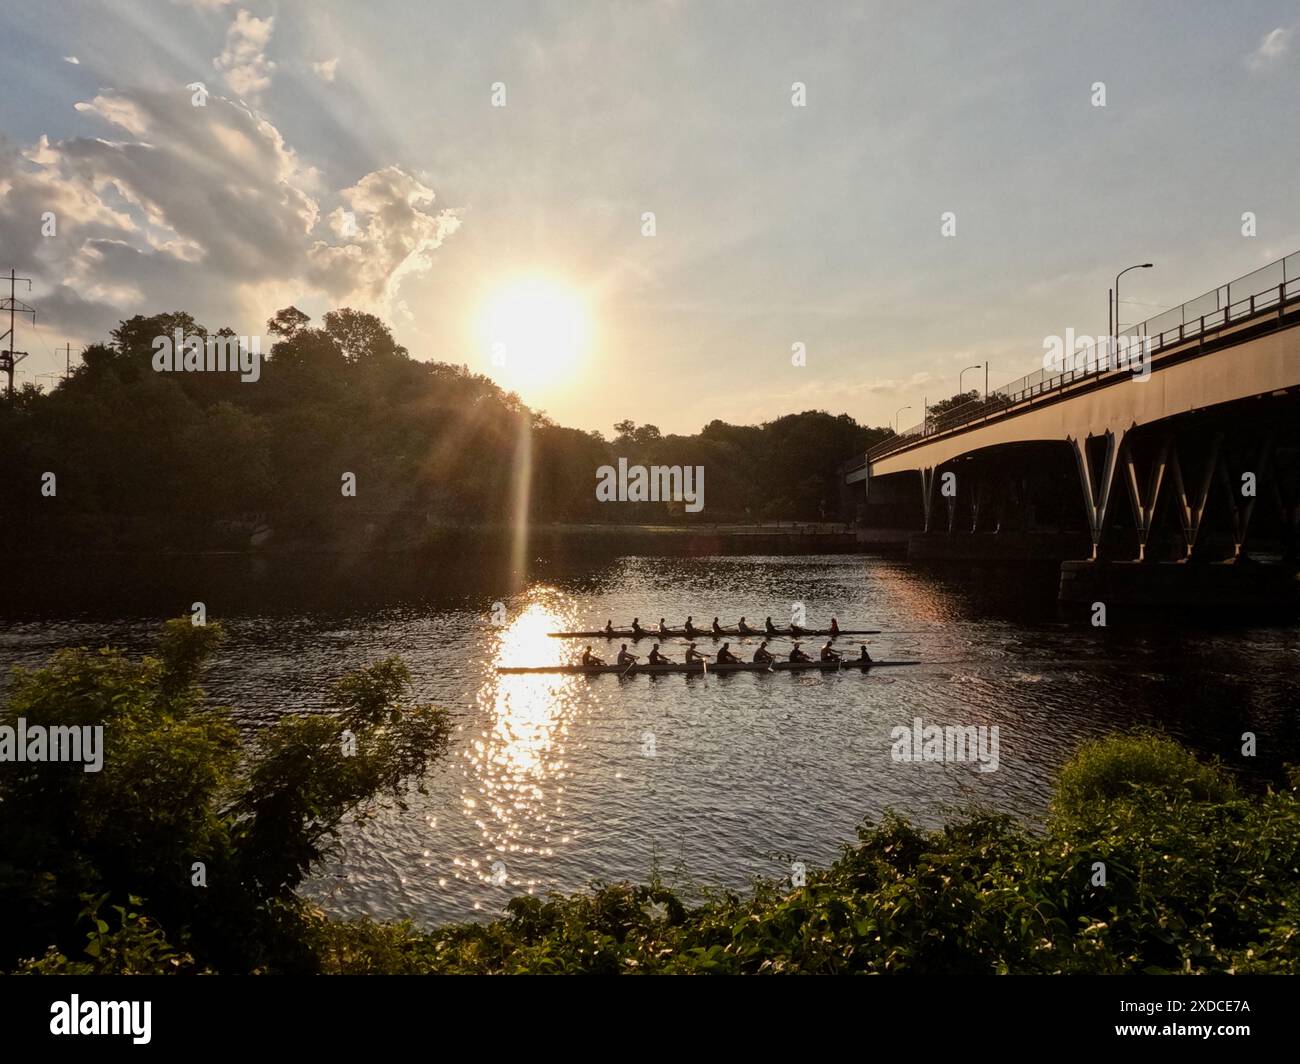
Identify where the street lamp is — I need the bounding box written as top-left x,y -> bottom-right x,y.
894,405 -> 911,432
959,364 -> 981,399
1112,263 -> 1154,345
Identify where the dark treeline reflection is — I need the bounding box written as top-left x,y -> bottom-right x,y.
0,306 -> 890,551
0,548 -> 630,619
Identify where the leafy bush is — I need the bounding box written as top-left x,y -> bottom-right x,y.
314,737 -> 1300,975
0,620 -> 451,974
1051,731 -> 1237,822
16,895 -> 202,975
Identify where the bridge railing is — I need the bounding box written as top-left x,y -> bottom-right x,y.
867,250 -> 1300,462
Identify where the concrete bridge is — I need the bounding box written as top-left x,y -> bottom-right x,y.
844,251 -> 1300,606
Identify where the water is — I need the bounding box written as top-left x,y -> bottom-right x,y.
2,552 -> 1297,927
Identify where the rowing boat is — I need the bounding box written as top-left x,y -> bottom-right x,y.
548,628 -> 880,639
498,659 -> 919,675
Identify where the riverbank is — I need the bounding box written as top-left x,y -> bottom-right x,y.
18,729 -> 1299,975
307,735 -> 1300,974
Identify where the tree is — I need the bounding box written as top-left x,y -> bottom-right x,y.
0,620 -> 452,973
267,306 -> 311,338
266,326 -> 345,374
111,312 -> 207,355
323,308 -> 406,363
78,342 -> 120,374
925,390 -> 1010,431
926,390 -> 980,420
0,301 -> 895,545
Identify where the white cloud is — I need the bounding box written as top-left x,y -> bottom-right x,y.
214,9 -> 276,101
1247,27 -> 1291,70
73,93 -> 149,136
1,87 -> 460,341
63,56 -> 80,65
307,167 -> 462,306
312,57 -> 339,83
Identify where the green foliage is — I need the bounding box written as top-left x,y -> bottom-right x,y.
1051,731 -> 1237,822
230,656 -> 450,900
0,305 -> 890,548
0,621 -> 452,974
8,639 -> 1292,978
17,895 -> 202,975
314,737 -> 1300,975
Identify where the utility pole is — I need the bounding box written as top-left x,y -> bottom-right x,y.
1,268 -> 36,400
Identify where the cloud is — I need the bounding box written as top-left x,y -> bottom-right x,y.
1247,27 -> 1291,70
63,56 -> 79,65
214,9 -> 276,101
0,87 -> 460,343
308,167 -> 461,305
312,57 -> 339,83
73,93 -> 149,136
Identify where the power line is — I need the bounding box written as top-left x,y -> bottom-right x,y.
28,317 -> 77,383
29,314 -> 60,360
0,267 -> 36,400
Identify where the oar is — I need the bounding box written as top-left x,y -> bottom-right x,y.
619,657 -> 639,678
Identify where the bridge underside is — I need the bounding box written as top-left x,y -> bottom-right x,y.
849,392 -> 1300,606
845,296 -> 1300,605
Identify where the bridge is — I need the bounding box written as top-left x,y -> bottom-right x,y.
843,251 -> 1300,606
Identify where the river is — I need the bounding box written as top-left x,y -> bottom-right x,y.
2,551 -> 1297,926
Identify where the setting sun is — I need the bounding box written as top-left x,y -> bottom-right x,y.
478,277 -> 592,395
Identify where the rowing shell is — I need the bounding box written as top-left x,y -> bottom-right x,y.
498,659 -> 919,675
548,628 -> 880,639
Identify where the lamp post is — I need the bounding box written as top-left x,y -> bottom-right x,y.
894,405 -> 911,433
959,364 -> 981,399
1113,263 -> 1154,349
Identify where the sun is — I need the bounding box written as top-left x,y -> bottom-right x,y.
478,277 -> 592,395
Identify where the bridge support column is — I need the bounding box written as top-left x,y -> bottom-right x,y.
1168,433 -> 1220,560
1121,437 -> 1169,562
920,467 -> 936,533
1071,431 -> 1122,561
1268,456 -> 1300,563
1215,431 -> 1274,560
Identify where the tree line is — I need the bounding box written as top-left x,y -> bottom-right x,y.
0,306 -> 892,549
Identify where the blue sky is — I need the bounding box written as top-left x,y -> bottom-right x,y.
1,0 -> 1297,434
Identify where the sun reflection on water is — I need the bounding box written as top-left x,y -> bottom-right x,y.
461,596 -> 584,888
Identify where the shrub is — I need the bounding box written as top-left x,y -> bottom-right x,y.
0,620 -> 452,974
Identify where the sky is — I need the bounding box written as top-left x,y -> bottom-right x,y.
1,0 -> 1298,436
